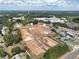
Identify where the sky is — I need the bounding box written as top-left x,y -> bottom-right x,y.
0,0 -> 79,11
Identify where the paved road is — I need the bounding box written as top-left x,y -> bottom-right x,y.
26,50 -> 34,59
65,48 -> 79,59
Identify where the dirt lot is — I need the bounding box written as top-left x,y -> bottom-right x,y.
20,24 -> 58,57
26,40 -> 45,56
20,27 -> 32,41
43,37 -> 58,47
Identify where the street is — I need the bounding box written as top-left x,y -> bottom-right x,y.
65,48 -> 79,59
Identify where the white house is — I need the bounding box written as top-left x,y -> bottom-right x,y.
14,54 -> 22,59
12,16 -> 25,21
13,17 -> 22,20
1,26 -> 9,35
14,23 -> 22,28
21,16 -> 25,20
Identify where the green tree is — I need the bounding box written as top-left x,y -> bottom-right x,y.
0,17 -> 14,31
3,34 -> 14,46
44,44 -> 70,59
72,18 -> 79,23
21,17 -> 38,25
13,30 -> 22,44
0,48 -> 7,58
3,30 -> 22,46
12,47 -> 24,55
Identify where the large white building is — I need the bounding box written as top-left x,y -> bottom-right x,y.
34,16 -> 66,23
12,16 -> 25,22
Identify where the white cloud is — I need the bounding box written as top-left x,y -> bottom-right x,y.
0,0 -> 79,10
0,0 -> 67,6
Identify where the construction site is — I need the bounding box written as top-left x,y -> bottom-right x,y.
20,23 -> 58,59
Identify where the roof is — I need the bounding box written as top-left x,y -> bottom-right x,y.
14,54 -> 21,59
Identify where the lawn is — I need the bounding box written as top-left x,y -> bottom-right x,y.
73,40 -> 79,45
0,48 -> 7,58
12,47 -> 24,56
43,44 -> 70,59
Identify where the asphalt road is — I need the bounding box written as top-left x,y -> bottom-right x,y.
65,48 -> 79,59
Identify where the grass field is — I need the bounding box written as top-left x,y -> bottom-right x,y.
73,40 -> 79,45
43,44 -> 70,59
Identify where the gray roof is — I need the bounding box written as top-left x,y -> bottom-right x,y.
14,54 -> 22,59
